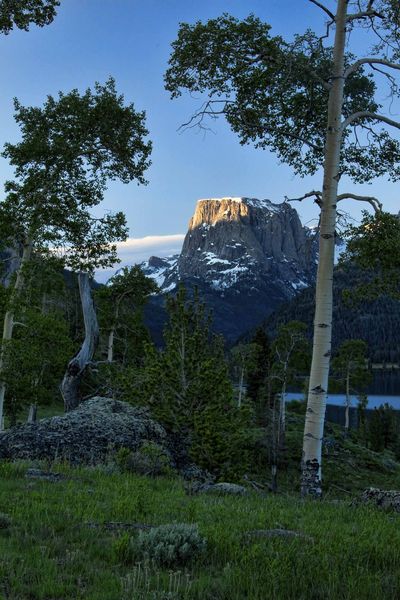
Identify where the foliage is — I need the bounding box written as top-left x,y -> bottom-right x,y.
0,0 -> 59,34
115,442 -> 171,477
331,339 -> 371,394
246,327 -> 272,423
271,320 -> 310,388
343,211 -> 400,301
229,342 -> 259,404
130,286 -> 253,478
165,13 -> 400,181
0,78 -> 151,273
96,265 -> 157,364
266,264 -> 400,375
133,523 -> 206,568
0,260 -> 73,423
368,403 -> 399,454
1,309 -> 73,423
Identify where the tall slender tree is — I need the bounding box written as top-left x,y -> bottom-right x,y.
165,1 -> 400,496
331,339 -> 370,432
0,78 -> 151,422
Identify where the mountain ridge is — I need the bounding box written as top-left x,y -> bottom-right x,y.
141,197 -> 318,343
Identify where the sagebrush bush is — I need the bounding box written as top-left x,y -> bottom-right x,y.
134,523 -> 206,567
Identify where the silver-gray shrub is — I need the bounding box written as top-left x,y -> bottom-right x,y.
134,523 -> 206,567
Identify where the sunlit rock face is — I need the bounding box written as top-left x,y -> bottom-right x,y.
142,197 -> 318,343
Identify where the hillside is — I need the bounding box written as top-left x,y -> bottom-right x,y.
2,409 -> 400,600
265,264 -> 400,393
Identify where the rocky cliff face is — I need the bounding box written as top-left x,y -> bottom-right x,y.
142,197 -> 318,343
177,197 -> 316,293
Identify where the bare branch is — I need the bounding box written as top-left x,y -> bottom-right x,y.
308,0 -> 335,21
342,111 -> 400,130
344,58 -> 400,78
285,190 -> 322,207
180,98 -> 324,152
337,193 -> 383,212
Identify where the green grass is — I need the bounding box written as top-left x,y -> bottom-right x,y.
1,460 -> 400,599
2,403 -> 400,598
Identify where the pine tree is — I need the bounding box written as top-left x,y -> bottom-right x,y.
246,328 -> 273,425
140,286 -> 251,478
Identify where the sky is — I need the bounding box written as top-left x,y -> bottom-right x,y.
0,0 -> 399,278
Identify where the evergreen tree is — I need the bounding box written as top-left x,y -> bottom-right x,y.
139,286 -> 251,478
368,404 -> 398,452
246,328 -> 273,425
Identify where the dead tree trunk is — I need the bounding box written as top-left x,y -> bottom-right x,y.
61,272 -> 99,412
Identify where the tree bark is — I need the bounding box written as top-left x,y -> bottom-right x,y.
0,238 -> 33,430
107,300 -> 121,363
301,0 -> 347,497
238,366 -> 245,408
61,272 -> 99,412
278,379 -> 287,449
107,327 -> 115,363
27,403 -> 37,423
345,369 -> 350,432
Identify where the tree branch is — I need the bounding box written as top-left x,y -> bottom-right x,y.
285,190 -> 322,205
342,111 -> 400,130
337,193 -> 382,212
347,9 -> 385,21
344,58 -> 400,78
308,0 -> 335,21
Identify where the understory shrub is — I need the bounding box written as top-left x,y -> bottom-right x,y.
115,442 -> 171,477
134,523 -> 206,567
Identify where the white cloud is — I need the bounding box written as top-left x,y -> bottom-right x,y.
95,233 -> 185,282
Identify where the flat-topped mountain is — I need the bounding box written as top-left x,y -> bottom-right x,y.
142,197 -> 318,343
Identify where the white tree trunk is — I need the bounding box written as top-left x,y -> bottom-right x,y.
61,272 -> 99,412
345,370 -> 350,432
301,0 -> 348,497
27,403 -> 37,423
107,327 -> 115,363
278,381 -> 287,447
107,301 -> 121,363
0,238 -> 33,430
238,366 -> 245,408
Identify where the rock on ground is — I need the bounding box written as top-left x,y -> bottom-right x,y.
358,487 -> 400,512
187,481 -> 249,496
0,397 -> 169,465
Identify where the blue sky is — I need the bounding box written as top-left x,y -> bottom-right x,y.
0,0 -> 399,275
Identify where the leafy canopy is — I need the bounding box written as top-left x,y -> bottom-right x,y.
0,0 -> 59,34
343,211 -> 400,300
0,78 -> 152,272
165,13 -> 400,181
331,339 -> 370,392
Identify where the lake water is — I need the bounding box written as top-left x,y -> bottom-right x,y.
285,392 -> 400,410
